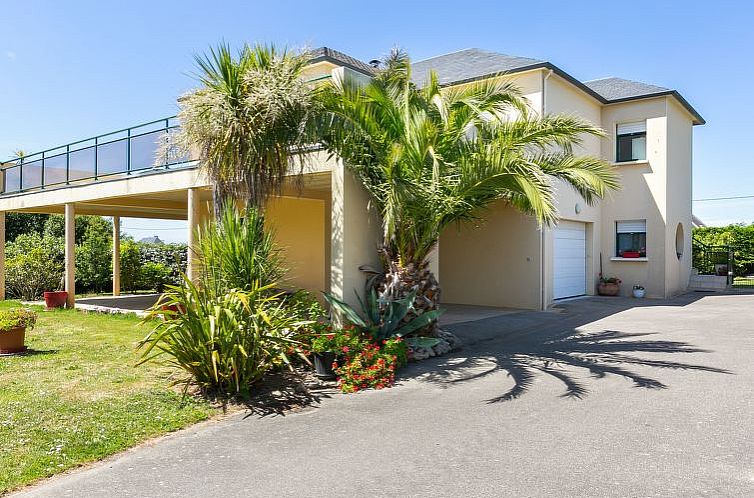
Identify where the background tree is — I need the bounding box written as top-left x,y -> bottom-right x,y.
694,223 -> 754,276
318,50 -> 619,331
176,43 -> 317,215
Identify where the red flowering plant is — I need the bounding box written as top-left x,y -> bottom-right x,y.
307,323 -> 366,355
335,337 -> 407,393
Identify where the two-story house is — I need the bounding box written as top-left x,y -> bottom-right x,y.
0,47 -> 703,310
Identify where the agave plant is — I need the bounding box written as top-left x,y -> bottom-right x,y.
324,286 -> 443,342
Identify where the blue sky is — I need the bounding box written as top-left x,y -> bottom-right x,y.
1,0 -> 751,242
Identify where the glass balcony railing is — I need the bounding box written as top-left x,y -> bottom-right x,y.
0,117 -> 197,195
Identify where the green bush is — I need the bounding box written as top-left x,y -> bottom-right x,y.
119,239 -> 142,292
197,206 -> 284,291
5,234 -> 64,300
139,206 -> 305,396
139,262 -> 173,292
75,216 -> 113,293
694,223 -> 754,276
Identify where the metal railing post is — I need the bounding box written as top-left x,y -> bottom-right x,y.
18,157 -> 23,192
41,151 -> 45,189
127,128 -> 131,175
94,137 -> 98,180
66,145 -> 70,185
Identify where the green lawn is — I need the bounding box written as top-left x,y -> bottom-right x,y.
0,303 -> 217,494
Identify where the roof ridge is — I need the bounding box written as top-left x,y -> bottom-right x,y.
412,47 -> 486,64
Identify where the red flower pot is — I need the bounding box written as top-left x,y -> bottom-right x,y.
622,251 -> 641,258
43,291 -> 68,309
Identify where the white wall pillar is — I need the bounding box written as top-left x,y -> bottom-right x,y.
64,203 -> 75,308
187,188 -> 200,283
0,212 -> 5,301
112,216 -> 120,296
330,161 -> 383,308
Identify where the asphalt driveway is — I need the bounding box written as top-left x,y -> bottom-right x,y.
14,293 -> 754,497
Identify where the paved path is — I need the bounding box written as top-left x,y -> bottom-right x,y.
15,293 -> 754,497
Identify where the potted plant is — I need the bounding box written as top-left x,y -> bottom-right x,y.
632,285 -> 646,298
0,308 -> 38,354
43,290 -> 68,309
597,274 -> 621,296
308,324 -> 364,379
622,250 -> 641,258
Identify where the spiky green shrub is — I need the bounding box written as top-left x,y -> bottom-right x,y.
140,281 -> 305,395
139,206 -> 307,396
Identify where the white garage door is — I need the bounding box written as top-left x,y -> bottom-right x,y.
553,221 -> 586,300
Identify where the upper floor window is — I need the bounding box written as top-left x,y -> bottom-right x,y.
616,121 -> 646,162
616,220 -> 646,258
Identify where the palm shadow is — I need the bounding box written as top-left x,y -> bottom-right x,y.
416,327 -> 730,403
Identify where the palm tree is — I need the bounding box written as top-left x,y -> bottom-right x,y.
318,50 -> 620,332
177,43 -> 317,215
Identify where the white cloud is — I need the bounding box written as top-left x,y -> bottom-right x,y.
5,51 -> 16,61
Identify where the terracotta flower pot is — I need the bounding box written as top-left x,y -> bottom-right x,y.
0,326 -> 26,354
43,291 -> 68,309
598,283 -> 620,296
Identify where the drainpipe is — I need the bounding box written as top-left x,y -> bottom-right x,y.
539,69 -> 554,310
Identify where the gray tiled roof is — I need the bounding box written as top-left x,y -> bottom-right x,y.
311,47 -> 703,124
584,77 -> 671,101
310,47 -> 375,75
411,48 -> 545,86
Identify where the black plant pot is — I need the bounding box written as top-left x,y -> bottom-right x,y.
313,352 -> 337,379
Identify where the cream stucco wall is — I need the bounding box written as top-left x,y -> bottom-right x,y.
266,196 -> 327,295
664,98 -> 694,296
599,98 -> 669,297
543,73 -> 604,304
439,202 -> 541,309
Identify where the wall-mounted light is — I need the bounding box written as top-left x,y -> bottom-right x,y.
575,203 -> 582,214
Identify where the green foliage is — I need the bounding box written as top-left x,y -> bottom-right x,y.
307,324 -> 364,354
317,49 -> 620,267
141,281 -> 305,395
5,233 -> 64,300
75,216 -> 113,293
694,224 -> 754,276
119,238 -> 143,292
324,288 -> 444,341
5,213 -> 48,242
139,206 -> 305,396
137,242 -> 187,286
197,205 -> 285,291
0,308 -> 37,332
177,43 -> 317,210
283,290 -> 326,322
139,262 -> 173,292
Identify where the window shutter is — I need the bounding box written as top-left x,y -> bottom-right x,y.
617,121 -> 646,135
617,220 -> 646,233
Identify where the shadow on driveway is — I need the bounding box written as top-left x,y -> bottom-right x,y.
403,293 -> 732,402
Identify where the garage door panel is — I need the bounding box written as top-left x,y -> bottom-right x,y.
554,221 -> 586,300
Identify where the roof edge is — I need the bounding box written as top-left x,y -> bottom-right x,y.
309,47 -> 375,76
431,61 -> 705,126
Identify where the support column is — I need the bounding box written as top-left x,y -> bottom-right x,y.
0,212 -> 5,301
187,188 -> 200,283
330,161 -> 383,309
112,216 -> 120,296
64,203 -> 75,308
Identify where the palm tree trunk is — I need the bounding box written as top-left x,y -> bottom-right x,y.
375,248 -> 442,336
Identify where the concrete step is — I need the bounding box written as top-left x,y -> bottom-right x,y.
688,274 -> 728,291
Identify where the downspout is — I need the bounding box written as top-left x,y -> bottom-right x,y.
540,69 -> 554,310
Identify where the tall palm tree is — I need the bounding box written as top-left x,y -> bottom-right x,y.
177,43 -> 317,215
318,50 -> 620,331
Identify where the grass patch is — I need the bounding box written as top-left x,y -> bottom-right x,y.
0,302 -> 217,493
733,277 -> 754,288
